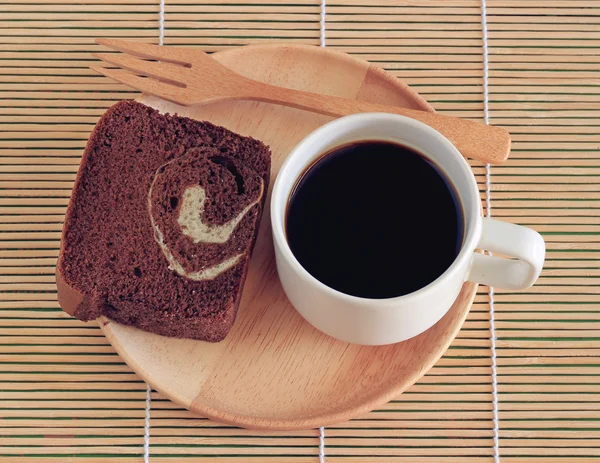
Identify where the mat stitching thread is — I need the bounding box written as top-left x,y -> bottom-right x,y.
320,0 -> 326,48
159,0 -> 165,46
144,382 -> 152,463
480,1 -> 500,462
143,1 -> 166,461
319,1 -> 326,461
319,425 -> 326,463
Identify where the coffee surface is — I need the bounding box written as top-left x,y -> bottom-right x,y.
286,141 -> 463,299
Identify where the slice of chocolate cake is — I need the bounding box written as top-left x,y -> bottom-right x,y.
56,100 -> 271,342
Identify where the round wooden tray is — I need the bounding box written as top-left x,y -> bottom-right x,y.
100,43 -> 478,430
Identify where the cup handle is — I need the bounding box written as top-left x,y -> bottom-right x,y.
467,218 -> 545,290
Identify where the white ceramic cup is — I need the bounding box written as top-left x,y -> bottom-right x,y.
271,113 -> 545,345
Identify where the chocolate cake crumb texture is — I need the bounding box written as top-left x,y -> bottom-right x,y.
57,100 -> 271,342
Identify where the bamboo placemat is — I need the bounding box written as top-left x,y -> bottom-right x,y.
2,1 -> 600,461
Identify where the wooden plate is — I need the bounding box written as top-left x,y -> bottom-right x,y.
100,43 -> 477,430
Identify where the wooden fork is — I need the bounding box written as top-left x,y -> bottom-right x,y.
92,38 -> 510,164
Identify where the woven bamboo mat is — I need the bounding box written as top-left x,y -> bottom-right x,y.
2,0 -> 600,461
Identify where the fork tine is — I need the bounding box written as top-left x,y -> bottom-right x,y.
96,38 -> 190,66
93,53 -> 187,87
91,65 -> 189,106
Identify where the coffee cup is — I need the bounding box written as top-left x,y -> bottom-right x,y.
271,113 -> 545,345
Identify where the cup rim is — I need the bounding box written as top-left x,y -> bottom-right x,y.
271,112 -> 482,306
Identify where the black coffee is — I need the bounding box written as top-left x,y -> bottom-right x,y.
286,141 -> 464,299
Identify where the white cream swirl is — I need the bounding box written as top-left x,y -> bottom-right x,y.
148,161 -> 263,281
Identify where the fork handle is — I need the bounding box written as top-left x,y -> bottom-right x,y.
246,80 -> 510,164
